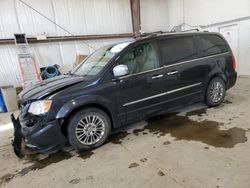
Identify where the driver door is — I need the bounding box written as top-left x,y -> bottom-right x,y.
113,42 -> 165,124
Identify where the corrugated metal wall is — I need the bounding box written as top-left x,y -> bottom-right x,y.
0,0 -> 133,86
140,0 -> 169,33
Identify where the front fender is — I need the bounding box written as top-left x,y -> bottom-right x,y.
56,95 -> 112,119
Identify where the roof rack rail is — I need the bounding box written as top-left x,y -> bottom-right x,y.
140,31 -> 172,38
181,28 -> 200,32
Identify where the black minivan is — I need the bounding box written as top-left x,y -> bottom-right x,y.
12,32 -> 237,156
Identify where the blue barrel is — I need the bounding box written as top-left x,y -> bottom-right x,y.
0,90 -> 7,113
43,66 -> 60,79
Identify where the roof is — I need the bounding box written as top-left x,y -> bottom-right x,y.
138,31 -> 220,41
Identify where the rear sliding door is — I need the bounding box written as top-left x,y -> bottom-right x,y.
157,35 -> 205,108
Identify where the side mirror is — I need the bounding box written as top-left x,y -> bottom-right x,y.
113,65 -> 129,77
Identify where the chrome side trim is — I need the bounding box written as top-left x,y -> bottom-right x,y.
166,83 -> 201,94
124,93 -> 166,107
123,82 -> 202,107
119,52 -> 230,79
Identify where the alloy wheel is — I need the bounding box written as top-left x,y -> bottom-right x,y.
209,81 -> 224,103
75,115 -> 105,145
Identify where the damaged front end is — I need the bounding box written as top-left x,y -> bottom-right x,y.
11,102 -> 68,158
10,75 -> 87,158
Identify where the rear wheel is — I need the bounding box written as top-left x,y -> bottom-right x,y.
205,77 -> 226,107
67,108 -> 111,150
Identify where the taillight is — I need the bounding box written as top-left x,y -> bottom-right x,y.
232,55 -> 236,70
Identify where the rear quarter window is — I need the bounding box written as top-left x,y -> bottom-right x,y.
158,37 -> 197,66
197,35 -> 228,57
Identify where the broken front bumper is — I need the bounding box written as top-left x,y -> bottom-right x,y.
11,114 -> 24,158
11,114 -> 67,158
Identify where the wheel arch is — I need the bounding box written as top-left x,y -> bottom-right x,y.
207,70 -> 227,90
205,73 -> 227,107
57,95 -> 119,136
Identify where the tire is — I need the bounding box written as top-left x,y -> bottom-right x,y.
205,77 -> 226,107
67,108 -> 111,151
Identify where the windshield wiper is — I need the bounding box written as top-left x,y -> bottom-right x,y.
64,72 -> 82,77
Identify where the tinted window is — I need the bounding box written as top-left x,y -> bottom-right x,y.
198,35 -> 228,57
159,37 -> 197,65
118,43 -> 159,74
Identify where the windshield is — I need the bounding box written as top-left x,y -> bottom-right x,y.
72,41 -> 132,77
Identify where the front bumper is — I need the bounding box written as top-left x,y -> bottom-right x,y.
11,114 -> 67,157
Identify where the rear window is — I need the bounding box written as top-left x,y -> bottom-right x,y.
159,37 -> 197,65
197,35 -> 228,57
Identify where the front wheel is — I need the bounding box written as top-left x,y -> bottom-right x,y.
67,108 -> 111,150
205,77 -> 226,107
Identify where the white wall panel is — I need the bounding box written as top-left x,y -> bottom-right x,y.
238,20 -> 250,75
0,0 -> 133,86
140,0 -> 169,33
183,0 -> 250,26
0,0 -> 21,38
0,45 -> 21,86
167,0 -> 183,30
58,41 -> 78,70
52,0 -> 77,35
15,0 -> 57,37
30,42 -> 63,68
109,0 -> 133,33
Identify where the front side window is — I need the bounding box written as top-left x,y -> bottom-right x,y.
118,43 -> 159,74
198,35 -> 228,57
159,37 -> 197,66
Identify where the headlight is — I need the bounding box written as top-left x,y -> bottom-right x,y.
28,100 -> 52,115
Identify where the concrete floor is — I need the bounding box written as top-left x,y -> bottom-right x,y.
0,77 -> 250,188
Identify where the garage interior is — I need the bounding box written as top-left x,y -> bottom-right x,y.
0,0 -> 250,187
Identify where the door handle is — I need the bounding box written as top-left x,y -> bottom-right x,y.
167,71 -> 179,76
152,74 -> 164,79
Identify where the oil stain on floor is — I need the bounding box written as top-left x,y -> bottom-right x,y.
0,150 -> 94,186
24,152 -> 71,173
0,151 -> 71,186
108,131 -> 130,144
69,178 -> 80,184
78,151 -> 94,160
185,108 -> 207,117
133,111 -> 247,148
128,162 -> 139,168
157,170 -> 165,176
0,173 -> 14,186
110,108 -> 247,148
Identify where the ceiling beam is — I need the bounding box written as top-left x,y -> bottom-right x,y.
130,0 -> 141,37
0,33 -> 134,45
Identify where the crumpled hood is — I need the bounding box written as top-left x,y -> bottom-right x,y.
19,75 -> 86,101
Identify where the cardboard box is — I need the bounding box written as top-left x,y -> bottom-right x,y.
74,54 -> 87,67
